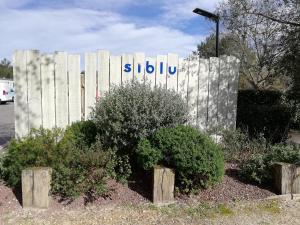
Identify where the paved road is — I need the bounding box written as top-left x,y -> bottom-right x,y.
0,102 -> 14,151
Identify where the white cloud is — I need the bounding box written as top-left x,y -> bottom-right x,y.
0,5 -> 204,62
161,0 -> 222,22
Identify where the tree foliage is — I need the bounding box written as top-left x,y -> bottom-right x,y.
0,58 -> 13,79
215,0 -> 299,90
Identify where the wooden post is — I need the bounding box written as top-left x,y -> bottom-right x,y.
22,167 -> 52,209
274,162 -> 300,195
153,166 -> 175,206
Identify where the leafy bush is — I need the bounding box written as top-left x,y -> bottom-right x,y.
65,120 -> 97,148
237,90 -> 292,143
92,81 -> 188,161
0,128 -> 113,198
239,144 -> 300,184
221,129 -> 269,163
136,125 -> 224,193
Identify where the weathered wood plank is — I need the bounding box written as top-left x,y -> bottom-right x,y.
109,55 -> 122,88
68,54 -> 81,124
84,52 -> 97,119
27,50 -> 42,131
41,54 -> 55,129
54,52 -> 68,127
133,52 -> 145,83
187,56 -> 199,126
177,58 -> 189,103
197,58 -> 209,131
97,50 -> 110,98
217,56 -> 229,129
122,54 -> 133,84
227,56 -> 240,129
153,166 -> 175,205
207,57 -> 220,131
156,55 -> 167,88
145,57 -> 156,88
13,50 -> 29,138
167,53 -> 178,91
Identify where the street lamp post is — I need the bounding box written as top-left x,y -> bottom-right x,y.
193,8 -> 220,57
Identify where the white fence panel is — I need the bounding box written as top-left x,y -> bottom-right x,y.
122,54 -> 134,84
207,57 -> 220,130
145,57 -> 156,88
97,50 -> 110,97
110,55 -> 121,87
85,52 -> 97,119
68,54 -> 81,124
13,50 -> 28,138
27,50 -> 42,131
178,58 -> 188,103
54,52 -> 68,128
156,55 -> 167,88
41,54 -> 55,129
197,58 -> 209,130
133,52 -> 145,82
167,53 -> 178,91
218,56 -> 229,129
227,56 -> 240,129
187,57 -> 199,126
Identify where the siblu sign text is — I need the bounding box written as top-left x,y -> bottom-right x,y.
123,61 -> 177,75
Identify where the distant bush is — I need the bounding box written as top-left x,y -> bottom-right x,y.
136,125 -> 224,193
92,81 -> 188,163
0,128 -> 113,199
239,144 -> 300,184
237,90 -> 292,143
220,129 -> 269,163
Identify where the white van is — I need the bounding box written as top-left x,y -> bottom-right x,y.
0,80 -> 14,104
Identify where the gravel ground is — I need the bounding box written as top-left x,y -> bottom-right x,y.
1,198 -> 300,225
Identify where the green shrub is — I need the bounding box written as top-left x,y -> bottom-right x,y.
65,120 -> 97,148
92,81 -> 188,163
0,128 -> 113,199
136,125 -> 224,193
221,129 -> 269,163
239,144 -> 300,184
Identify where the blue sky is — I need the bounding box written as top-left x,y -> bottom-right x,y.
0,0 -> 222,60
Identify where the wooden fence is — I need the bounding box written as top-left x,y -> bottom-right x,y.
13,50 -> 240,138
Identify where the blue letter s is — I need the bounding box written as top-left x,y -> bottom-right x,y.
124,64 -> 132,73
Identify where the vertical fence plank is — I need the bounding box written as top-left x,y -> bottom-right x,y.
97,50 -> 110,98
122,54 -> 133,84
84,52 -> 97,119
54,52 -> 68,127
197,59 -> 209,131
167,53 -> 178,91
187,56 -> 199,126
110,55 -> 121,87
68,54 -> 81,124
27,50 -> 42,131
227,56 -> 240,129
13,50 -> 28,138
207,57 -> 220,131
177,58 -> 189,103
218,56 -> 230,129
133,52 -> 145,83
156,55 -> 167,88
41,54 -> 55,129
145,57 -> 156,88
